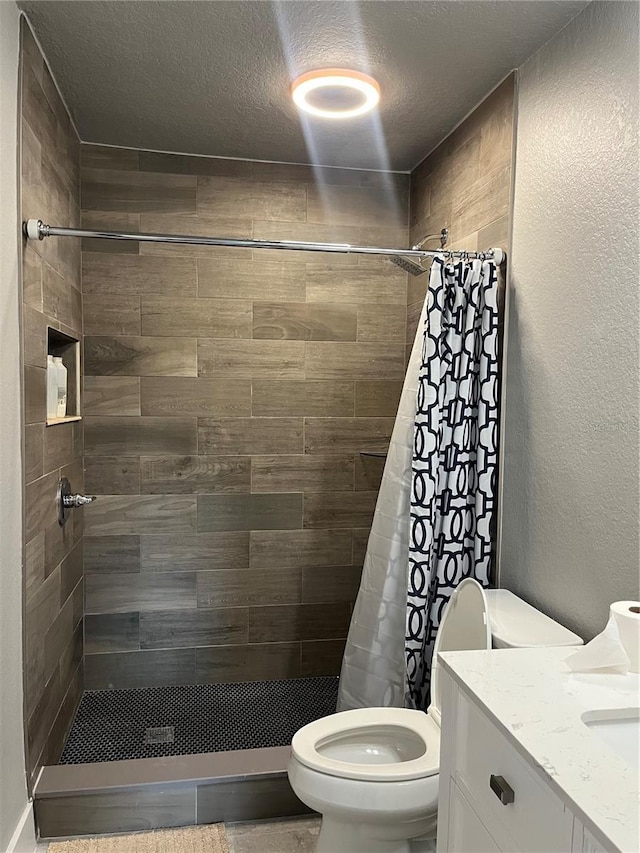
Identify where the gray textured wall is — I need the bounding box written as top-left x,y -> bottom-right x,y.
500,1 -> 640,640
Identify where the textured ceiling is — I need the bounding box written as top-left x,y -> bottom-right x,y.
20,1 -> 588,171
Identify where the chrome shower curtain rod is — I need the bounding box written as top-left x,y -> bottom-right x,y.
23,219 -> 505,264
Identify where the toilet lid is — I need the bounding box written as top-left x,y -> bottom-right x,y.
429,579 -> 491,718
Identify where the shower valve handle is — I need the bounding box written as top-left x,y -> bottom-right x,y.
63,493 -> 96,508
57,477 -> 96,526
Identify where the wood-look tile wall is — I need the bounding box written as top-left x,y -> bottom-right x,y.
81,145 -> 409,688
407,74 -> 515,580
20,20 -> 83,782
407,74 -> 515,346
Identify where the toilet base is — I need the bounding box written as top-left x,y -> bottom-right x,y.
288,754 -> 438,853
314,817 -> 437,853
315,817 -> 408,853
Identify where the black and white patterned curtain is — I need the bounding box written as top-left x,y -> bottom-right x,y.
405,257 -> 499,711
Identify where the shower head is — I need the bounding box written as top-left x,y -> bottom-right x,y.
389,229 -> 448,276
390,255 -> 428,276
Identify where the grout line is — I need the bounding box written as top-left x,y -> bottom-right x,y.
80,140 -> 411,175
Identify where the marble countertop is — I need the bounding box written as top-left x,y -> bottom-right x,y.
438,647 -> 640,853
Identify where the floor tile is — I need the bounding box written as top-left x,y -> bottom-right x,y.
226,817 -> 321,853
61,677 -> 338,763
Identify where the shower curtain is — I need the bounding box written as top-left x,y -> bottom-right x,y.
338,256 -> 499,712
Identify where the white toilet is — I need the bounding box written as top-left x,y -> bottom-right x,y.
288,582 -> 583,853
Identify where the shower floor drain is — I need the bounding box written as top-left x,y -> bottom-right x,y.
144,725 -> 175,744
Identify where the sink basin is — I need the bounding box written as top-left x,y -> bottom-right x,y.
581,708 -> 640,768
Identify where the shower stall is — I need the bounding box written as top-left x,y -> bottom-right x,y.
27,214 -> 502,838
24,133 -> 416,835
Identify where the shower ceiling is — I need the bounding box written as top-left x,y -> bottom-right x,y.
18,0 -> 587,171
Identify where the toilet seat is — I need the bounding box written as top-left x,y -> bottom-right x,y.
428,578 -> 491,725
292,581 -> 491,785
291,707 -> 440,782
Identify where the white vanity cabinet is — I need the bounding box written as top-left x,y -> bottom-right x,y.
436,666 -> 612,853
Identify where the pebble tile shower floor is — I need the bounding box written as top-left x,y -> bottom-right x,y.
60,676 -> 339,764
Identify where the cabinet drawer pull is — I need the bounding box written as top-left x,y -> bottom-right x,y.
489,774 -> 515,805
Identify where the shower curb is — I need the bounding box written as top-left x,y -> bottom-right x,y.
34,746 -> 311,839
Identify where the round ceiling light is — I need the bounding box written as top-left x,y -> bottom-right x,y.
291,68 -> 380,119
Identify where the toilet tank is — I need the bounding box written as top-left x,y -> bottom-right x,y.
485,589 -> 584,648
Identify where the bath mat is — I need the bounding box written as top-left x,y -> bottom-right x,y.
47,823 -> 230,853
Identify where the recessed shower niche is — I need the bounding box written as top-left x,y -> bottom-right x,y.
46,326 -> 81,426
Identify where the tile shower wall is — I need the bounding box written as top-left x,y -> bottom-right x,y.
407,74 -> 515,347
81,146 -> 409,689
407,74 -> 515,580
20,20 -> 83,781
